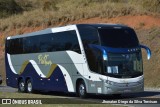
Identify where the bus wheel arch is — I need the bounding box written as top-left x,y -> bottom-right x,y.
18,77 -> 26,93
76,78 -> 87,98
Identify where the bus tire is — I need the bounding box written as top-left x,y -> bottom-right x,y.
78,80 -> 87,98
18,79 -> 26,92
26,79 -> 33,93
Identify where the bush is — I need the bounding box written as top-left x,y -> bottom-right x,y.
142,0 -> 160,13
42,0 -> 58,11
15,0 -> 34,11
0,0 -> 23,18
0,0 -> 160,32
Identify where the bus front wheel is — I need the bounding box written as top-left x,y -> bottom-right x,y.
78,81 -> 87,98
18,79 -> 26,92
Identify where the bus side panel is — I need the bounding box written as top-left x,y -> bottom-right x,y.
20,63 -> 68,92
5,53 -> 68,92
5,53 -> 19,88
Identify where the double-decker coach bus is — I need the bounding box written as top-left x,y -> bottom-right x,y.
5,24 -> 151,98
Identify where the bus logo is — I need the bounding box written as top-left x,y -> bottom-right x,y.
38,54 -> 52,66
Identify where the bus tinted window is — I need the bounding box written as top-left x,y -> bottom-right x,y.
98,28 -> 139,48
23,36 -> 39,53
8,38 -> 23,54
7,30 -> 81,54
53,30 -> 80,52
78,26 -> 100,73
39,34 -> 53,52
78,26 -> 100,47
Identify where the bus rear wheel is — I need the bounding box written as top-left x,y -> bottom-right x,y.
26,79 -> 33,93
18,79 -> 26,92
78,81 -> 87,98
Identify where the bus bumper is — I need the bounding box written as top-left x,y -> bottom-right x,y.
103,80 -> 144,94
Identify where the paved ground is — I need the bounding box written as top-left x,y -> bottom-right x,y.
0,85 -> 160,107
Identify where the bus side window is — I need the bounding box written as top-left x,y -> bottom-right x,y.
53,30 -> 81,54
9,39 -> 15,54
6,40 -> 10,54
8,31 -> 81,54
23,36 -> 39,54
9,38 -> 23,54
78,26 -> 100,73
78,26 -> 100,48
39,34 -> 52,52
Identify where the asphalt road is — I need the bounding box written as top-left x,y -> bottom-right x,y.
0,85 -> 160,107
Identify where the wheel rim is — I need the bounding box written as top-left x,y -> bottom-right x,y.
27,82 -> 32,92
79,84 -> 85,96
19,81 -> 25,92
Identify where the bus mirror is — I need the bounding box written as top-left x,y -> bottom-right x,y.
140,45 -> 151,60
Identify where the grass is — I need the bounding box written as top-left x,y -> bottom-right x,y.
137,27 -> 160,88
0,0 -> 160,32
0,0 -> 23,18
0,0 -> 160,88
0,91 -> 55,98
0,92 -> 125,107
139,22 -> 145,28
0,105 -> 124,107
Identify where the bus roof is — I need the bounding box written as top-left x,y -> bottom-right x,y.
7,23 -> 130,40
76,23 -> 129,28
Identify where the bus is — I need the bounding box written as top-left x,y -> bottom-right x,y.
5,24 -> 151,98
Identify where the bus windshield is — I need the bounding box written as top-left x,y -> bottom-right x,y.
98,28 -> 139,48
106,52 -> 143,78
78,25 -> 143,78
